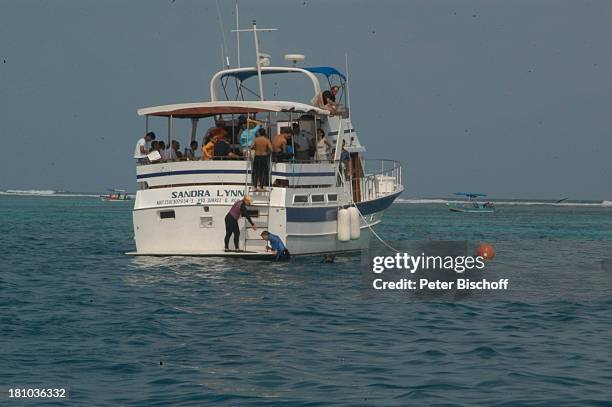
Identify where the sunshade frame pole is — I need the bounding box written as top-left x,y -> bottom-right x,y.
190,118 -> 198,143
314,113 -> 318,162
252,20 -> 264,101
290,112 -> 295,161
167,115 -> 173,159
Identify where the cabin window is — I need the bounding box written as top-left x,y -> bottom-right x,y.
327,194 -> 338,202
293,195 -> 308,204
311,194 -> 325,203
159,210 -> 175,219
200,216 -> 214,228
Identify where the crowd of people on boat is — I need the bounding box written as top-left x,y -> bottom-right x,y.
134,119 -> 349,167
133,110 -> 353,190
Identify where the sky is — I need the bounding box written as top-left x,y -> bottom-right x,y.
1,0 -> 611,199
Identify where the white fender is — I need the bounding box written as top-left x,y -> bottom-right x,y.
337,209 -> 351,242
348,207 -> 361,240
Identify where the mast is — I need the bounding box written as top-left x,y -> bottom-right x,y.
232,20 -> 277,102
252,20 -> 264,101
345,53 -> 352,119
235,0 -> 240,68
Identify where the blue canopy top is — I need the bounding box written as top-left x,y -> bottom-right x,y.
454,192 -> 487,198
304,66 -> 346,80
221,66 -> 346,82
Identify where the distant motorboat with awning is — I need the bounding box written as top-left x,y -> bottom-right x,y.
446,193 -> 495,213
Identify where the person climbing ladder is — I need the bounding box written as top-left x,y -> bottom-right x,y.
224,196 -> 257,252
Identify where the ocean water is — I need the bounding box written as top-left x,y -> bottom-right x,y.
2,195 -> 611,405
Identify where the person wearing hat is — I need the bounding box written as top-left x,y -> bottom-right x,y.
224,196 -> 257,252
260,230 -> 290,261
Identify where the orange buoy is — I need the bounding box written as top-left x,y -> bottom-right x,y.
476,243 -> 495,260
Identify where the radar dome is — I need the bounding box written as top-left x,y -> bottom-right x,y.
284,54 -> 305,65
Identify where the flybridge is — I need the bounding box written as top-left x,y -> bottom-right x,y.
210,66 -> 347,102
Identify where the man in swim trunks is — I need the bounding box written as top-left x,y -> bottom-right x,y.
251,128 -> 273,191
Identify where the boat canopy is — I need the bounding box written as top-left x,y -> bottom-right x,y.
218,66 -> 346,82
454,192 -> 487,198
137,101 -> 329,118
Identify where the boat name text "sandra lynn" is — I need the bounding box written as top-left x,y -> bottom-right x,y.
170,189 -> 245,199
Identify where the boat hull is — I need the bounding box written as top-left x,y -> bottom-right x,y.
446,202 -> 494,213
131,186 -> 401,256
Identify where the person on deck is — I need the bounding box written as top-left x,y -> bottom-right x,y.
170,140 -> 182,160
184,140 -> 199,160
292,123 -> 313,162
251,128 -> 273,190
202,136 -> 217,160
224,196 -> 257,252
272,128 -> 292,162
340,140 -> 351,179
260,230 -> 290,261
316,128 -> 332,161
240,118 -> 263,154
134,131 -> 155,164
312,85 -> 339,114
158,141 -> 168,161
214,132 -> 239,159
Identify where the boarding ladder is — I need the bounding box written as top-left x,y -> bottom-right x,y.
242,155 -> 272,252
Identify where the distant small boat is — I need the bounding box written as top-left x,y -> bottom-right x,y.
446,192 -> 495,213
100,189 -> 131,201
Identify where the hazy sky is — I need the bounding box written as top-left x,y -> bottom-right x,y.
1,0 -> 611,199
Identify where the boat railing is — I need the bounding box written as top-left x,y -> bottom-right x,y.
139,155 -> 343,165
356,159 -> 402,201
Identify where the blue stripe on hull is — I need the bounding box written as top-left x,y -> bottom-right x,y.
286,191 -> 401,222
137,169 -> 334,180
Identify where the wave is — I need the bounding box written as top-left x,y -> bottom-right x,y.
396,198 -> 610,207
3,189 -> 57,195
1,190 -> 100,198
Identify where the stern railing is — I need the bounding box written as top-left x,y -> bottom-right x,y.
356,159 -> 402,201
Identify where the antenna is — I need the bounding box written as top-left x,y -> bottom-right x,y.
235,0 -> 240,68
232,20 -> 277,101
345,53 -> 352,119
215,0 -> 230,68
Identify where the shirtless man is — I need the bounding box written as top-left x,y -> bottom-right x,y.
272,128 -> 291,162
251,128 -> 273,191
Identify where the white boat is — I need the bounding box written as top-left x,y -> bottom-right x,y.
128,22 -> 403,257
446,193 -> 495,213
100,189 -> 132,201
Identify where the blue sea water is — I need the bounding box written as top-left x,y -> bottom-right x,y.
1,196 -> 611,405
